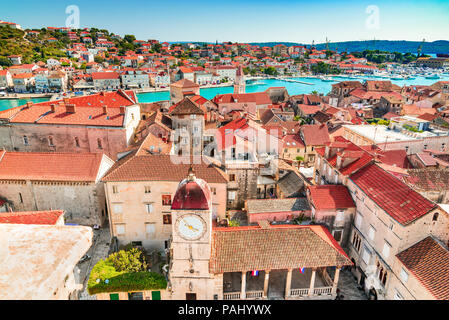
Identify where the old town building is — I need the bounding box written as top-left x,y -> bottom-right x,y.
0,150 -> 113,226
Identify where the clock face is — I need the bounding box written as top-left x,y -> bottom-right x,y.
176,214 -> 206,241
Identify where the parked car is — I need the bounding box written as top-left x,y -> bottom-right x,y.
79,254 -> 91,263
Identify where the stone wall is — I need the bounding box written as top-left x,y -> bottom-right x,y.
0,180 -> 107,226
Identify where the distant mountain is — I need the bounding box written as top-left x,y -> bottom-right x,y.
249,40 -> 449,54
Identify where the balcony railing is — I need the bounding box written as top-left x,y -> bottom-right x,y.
290,288 -> 309,297
289,286 -> 332,297
245,290 -> 264,299
223,292 -> 241,300
313,286 -> 332,295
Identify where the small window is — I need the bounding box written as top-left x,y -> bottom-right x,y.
333,230 -> 343,242
163,214 -> 172,225
432,212 -> 439,221
400,268 -> 409,283
145,223 -> 155,235
75,137 -> 80,148
393,290 -> 403,300
19,192 -> 23,203
146,203 -> 153,213
48,136 -> 54,146
355,212 -> 362,228
162,195 -> 171,206
112,186 -> 118,194
229,174 -> 236,182
382,241 -> 391,258
228,191 -> 236,200
97,138 -> 103,149
190,114 -> 196,119
113,204 -> 123,213
23,136 -> 29,146
115,224 -> 125,235
368,225 -> 376,240
128,292 -> 143,300
144,186 -> 151,194
211,187 -> 217,195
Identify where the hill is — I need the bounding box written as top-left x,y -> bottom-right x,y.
0,26 -> 67,66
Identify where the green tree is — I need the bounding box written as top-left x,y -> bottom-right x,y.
124,34 -> 136,43
108,248 -> 147,273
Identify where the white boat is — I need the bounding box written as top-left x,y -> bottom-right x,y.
425,73 -> 441,79
320,76 -> 334,82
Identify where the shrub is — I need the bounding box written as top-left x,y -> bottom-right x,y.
87,248 -> 166,295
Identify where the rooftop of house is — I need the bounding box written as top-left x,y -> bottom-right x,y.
403,168 -> 449,191
0,150 -> 108,182
300,124 -> 331,146
342,125 -> 439,143
308,185 -> 355,210
349,163 -> 436,225
0,90 -> 137,127
0,223 -> 92,299
210,223 -> 352,274
0,210 -> 64,225
102,154 -> 228,183
246,198 -> 310,214
396,236 -> 449,300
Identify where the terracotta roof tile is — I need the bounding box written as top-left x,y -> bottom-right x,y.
210,224 -> 352,273
0,210 -> 64,225
0,151 -> 105,182
308,185 -> 355,210
396,236 -> 449,300
102,154 -> 228,183
349,163 -> 436,225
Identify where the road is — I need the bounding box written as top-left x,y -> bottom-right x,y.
78,225 -> 111,300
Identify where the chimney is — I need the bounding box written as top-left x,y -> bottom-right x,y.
103,105 -> 108,114
119,106 -> 126,114
50,104 -> 56,113
66,103 -> 76,113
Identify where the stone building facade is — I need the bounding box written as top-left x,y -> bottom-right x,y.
0,151 -> 114,226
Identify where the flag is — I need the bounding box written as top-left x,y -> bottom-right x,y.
251,270 -> 259,276
299,267 -> 305,273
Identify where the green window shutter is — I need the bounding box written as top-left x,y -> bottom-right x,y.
109,293 -> 119,300
151,291 -> 161,300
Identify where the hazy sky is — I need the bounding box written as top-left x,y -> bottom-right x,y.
2,0 -> 449,43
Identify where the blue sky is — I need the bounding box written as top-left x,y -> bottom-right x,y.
2,0 -> 449,43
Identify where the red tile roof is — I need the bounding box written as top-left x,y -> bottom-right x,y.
214,92 -> 271,106
91,72 -> 120,80
396,236 -> 449,300
0,151 -> 105,182
210,224 -> 352,273
0,210 -> 64,225
0,90 -> 136,126
349,163 -> 436,225
308,185 -> 355,210
102,154 -> 228,183
297,104 -> 321,115
300,124 -> 331,146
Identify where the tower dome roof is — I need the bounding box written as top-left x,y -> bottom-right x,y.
171,167 -> 211,210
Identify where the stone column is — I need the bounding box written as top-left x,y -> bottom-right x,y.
308,268 -> 316,296
285,269 -> 293,299
263,270 -> 270,299
241,271 -> 246,299
331,268 -> 341,295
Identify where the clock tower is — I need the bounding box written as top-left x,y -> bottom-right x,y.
168,167 -> 217,300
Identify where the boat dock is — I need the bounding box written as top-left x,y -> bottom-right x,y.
274,78 -> 314,85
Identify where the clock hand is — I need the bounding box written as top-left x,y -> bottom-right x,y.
183,221 -> 199,232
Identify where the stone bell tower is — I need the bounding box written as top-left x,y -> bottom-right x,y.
168,167 -> 218,300
233,65 -> 246,94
